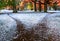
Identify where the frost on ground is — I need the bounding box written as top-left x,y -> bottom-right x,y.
0,13 -> 60,41
46,13 -> 60,41
47,10 -> 60,13
9,13 -> 49,41
0,14 -> 17,41
0,9 -> 13,13
9,13 -> 47,29
10,13 -> 60,41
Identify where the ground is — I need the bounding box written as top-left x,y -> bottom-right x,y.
0,10 -> 60,41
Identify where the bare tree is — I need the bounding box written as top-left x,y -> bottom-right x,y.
31,0 -> 37,11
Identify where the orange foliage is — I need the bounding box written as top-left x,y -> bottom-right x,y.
20,0 -> 60,10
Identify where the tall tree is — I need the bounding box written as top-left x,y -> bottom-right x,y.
44,0 -> 47,12
31,0 -> 37,11
53,2 -> 58,10
12,0 -> 17,13
48,0 -> 53,10
38,0 -> 41,12
34,0 -> 37,11
0,0 -> 6,9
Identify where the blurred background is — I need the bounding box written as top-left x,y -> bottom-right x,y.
0,0 -> 60,13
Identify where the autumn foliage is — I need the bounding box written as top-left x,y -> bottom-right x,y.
20,0 -> 60,10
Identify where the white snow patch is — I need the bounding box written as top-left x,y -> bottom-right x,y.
0,14 -> 17,41
18,10 -> 34,12
46,13 -> 60,40
48,10 -> 60,12
9,13 -> 48,28
0,9 -> 13,13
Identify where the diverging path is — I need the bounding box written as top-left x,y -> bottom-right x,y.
0,13 -> 48,41
0,13 -> 60,41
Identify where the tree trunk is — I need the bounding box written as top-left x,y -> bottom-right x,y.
53,2 -> 57,10
12,0 -> 17,13
44,0 -> 47,12
34,0 -> 37,11
39,1 -> 41,12
13,6 -> 17,13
